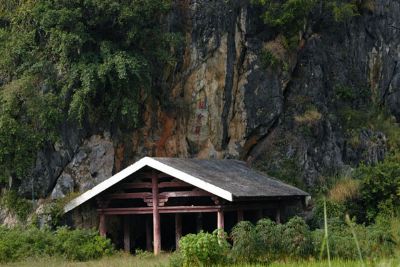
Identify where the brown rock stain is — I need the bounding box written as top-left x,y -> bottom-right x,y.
114,144 -> 125,172
156,113 -> 176,157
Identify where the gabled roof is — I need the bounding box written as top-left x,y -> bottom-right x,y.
64,157 -> 309,213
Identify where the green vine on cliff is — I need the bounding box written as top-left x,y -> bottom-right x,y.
0,0 -> 180,183
252,0 -> 364,51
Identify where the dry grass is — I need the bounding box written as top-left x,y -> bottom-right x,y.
294,109 -> 322,126
1,256 -> 399,267
328,178 -> 360,203
361,0 -> 375,12
268,258 -> 400,267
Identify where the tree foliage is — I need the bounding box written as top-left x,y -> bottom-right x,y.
251,0 -> 361,49
0,0 -> 178,182
354,155 -> 400,221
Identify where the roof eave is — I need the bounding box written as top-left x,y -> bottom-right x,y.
64,157 -> 234,213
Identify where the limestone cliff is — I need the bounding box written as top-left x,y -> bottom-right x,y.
20,0 -> 400,198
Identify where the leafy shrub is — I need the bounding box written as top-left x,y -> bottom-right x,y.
0,190 -> 32,222
172,216 -> 398,265
311,198 -> 346,228
39,193 -> 81,228
312,218 -> 395,259
332,2 -> 359,22
178,230 -> 230,267
0,226 -> 114,263
281,216 -> 313,258
255,219 -> 283,261
251,0 -> 316,39
0,0 -> 180,183
231,217 -> 312,263
53,227 -> 114,261
169,251 -> 184,267
354,157 -> 400,222
260,49 -> 280,70
230,221 -> 261,263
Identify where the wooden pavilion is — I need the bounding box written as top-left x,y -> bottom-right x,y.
64,157 -> 309,255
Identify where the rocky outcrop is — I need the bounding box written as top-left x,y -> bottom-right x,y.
113,0 -> 398,189
18,123 -> 84,198
16,0 -> 400,196
50,133 -> 114,198
0,208 -> 19,227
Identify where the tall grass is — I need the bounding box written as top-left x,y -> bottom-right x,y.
328,178 -> 360,203
317,199 -> 333,267
0,252 -> 170,267
345,214 -> 364,267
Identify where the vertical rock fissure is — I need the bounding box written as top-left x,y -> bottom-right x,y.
221,7 -> 239,150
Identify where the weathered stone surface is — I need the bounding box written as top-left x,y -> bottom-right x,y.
50,173 -> 74,200
112,0 -> 399,189
18,123 -> 84,198
16,0 -> 400,198
0,207 -> 19,227
52,133 -> 114,194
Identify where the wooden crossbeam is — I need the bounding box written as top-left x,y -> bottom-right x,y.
119,181 -> 192,190
105,192 -> 152,199
127,173 -> 173,180
105,190 -> 212,201
159,190 -> 212,198
97,205 -> 222,215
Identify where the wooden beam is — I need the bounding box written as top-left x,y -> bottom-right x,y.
146,216 -> 152,251
123,216 -> 130,252
99,213 -> 106,237
217,210 -> 224,230
97,205 -> 221,215
152,173 -> 161,255
159,190 -> 212,198
120,181 -> 192,189
97,202 -> 290,215
159,181 -> 193,188
104,190 -> 210,201
120,182 -> 152,189
130,172 -> 173,180
104,192 -> 152,199
175,214 -> 182,250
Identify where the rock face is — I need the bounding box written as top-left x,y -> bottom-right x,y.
113,0 -> 399,188
18,123 -> 84,198
50,133 -> 114,197
17,0 -> 400,196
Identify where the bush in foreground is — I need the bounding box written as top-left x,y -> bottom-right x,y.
231,217 -> 312,263
0,226 -> 114,262
169,216 -> 398,266
171,230 -> 230,267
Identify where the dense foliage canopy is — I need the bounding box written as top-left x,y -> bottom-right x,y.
0,0 -> 178,182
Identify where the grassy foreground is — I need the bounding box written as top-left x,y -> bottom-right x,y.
0,253 -> 169,267
1,254 -> 399,267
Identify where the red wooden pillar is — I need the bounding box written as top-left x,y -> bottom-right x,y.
217,210 -> 224,230
146,216 -> 152,251
175,213 -> 182,250
237,209 -> 244,222
123,216 -> 130,252
152,173 -> 161,255
99,213 -> 106,237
